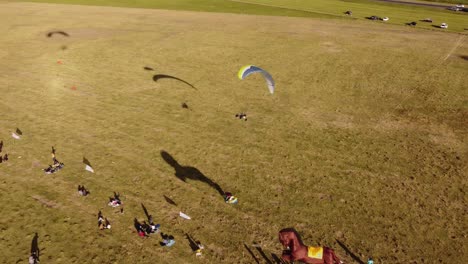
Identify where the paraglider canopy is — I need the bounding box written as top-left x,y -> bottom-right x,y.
238,65 -> 275,94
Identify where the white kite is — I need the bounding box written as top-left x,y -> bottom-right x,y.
85,165 -> 94,173
11,133 -> 20,139
179,211 -> 191,220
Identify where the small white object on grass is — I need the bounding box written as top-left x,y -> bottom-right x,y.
179,211 -> 191,220
85,165 -> 94,173
12,133 -> 20,139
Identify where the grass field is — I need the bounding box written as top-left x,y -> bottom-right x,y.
236,0 -> 468,32
9,0 -> 468,32
0,0 -> 467,263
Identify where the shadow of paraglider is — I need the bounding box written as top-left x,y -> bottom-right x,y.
47,31 -> 69,38
160,151 -> 224,197
152,74 -> 197,90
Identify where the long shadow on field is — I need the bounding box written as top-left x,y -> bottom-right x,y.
255,245 -> 273,264
47,31 -> 69,38
160,151 -> 224,197
271,253 -> 287,264
153,74 -> 197,90
163,195 -> 177,206
336,239 -> 365,264
244,244 -> 260,264
185,233 -> 199,252
134,218 -> 143,233
30,232 -> 39,261
83,157 -> 91,166
141,203 -> 153,223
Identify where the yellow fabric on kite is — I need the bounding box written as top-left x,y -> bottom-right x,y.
307,246 -> 323,259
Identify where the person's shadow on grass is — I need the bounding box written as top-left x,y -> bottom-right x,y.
30,232 -> 39,262
160,151 -> 224,197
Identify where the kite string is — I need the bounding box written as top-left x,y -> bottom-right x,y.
443,34 -> 466,61
351,34 -> 466,152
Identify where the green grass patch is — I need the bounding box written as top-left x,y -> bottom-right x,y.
7,0 -> 468,32
7,0 -> 339,19
239,0 -> 468,32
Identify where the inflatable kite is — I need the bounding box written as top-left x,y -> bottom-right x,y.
279,228 -> 343,264
238,65 -> 275,94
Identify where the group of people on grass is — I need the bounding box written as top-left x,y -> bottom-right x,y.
108,192 -> 122,208
22,144 -> 346,263
98,211 -> 111,230
78,185 -> 89,196
43,147 -> 64,174
134,217 -> 161,238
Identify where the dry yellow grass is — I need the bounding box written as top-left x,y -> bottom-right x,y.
0,2 -> 467,263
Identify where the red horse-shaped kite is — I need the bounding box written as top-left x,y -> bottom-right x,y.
279,228 -> 343,264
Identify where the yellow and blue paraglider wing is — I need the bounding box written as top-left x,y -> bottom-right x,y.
237,65 -> 275,94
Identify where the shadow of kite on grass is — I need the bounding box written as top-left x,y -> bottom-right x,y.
153,74 -> 197,90
160,151 -> 224,197
47,31 -> 69,37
